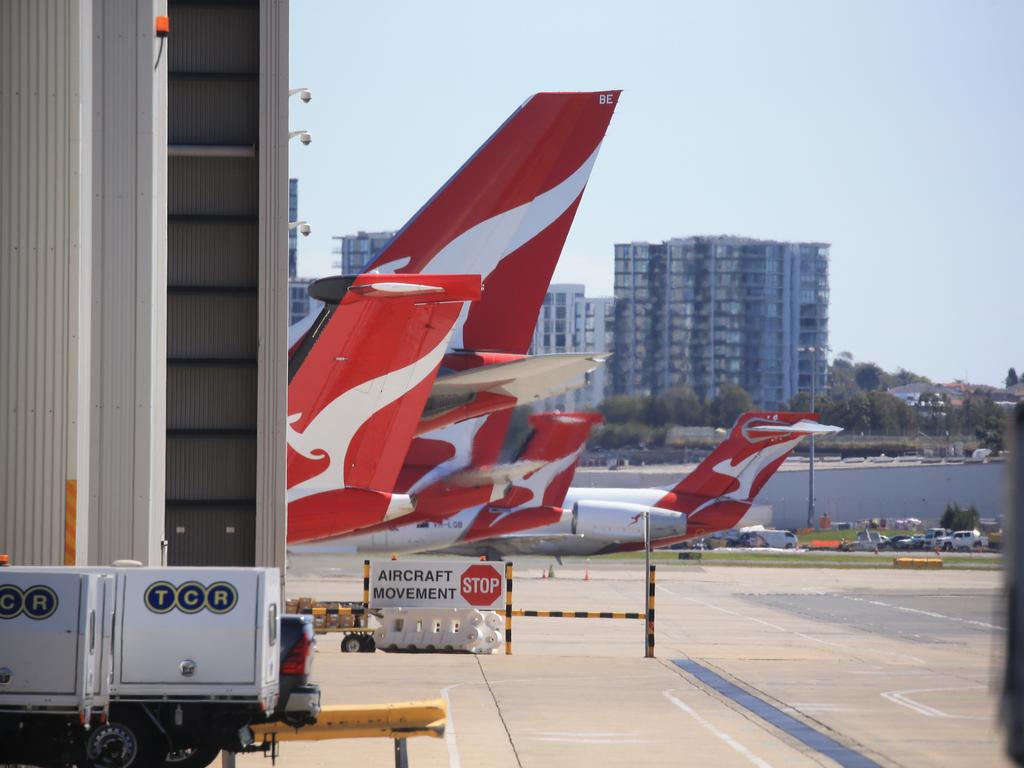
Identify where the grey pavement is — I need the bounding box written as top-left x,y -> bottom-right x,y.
237,558 -> 1008,767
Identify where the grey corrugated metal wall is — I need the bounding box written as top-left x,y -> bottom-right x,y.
1,0 -> 283,569
0,0 -> 83,565
88,0 -> 168,567
166,0 -> 287,570
255,0 -> 289,574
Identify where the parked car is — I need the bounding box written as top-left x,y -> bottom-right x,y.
947,529 -> 989,551
843,530 -> 890,552
888,535 -> 915,550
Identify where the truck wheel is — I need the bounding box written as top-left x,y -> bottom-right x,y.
341,634 -> 363,653
359,635 -> 376,653
164,746 -> 221,768
86,707 -> 165,768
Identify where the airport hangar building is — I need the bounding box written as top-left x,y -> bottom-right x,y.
1,0 -> 290,571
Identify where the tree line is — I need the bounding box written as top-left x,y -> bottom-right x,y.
589,353 -> 1014,451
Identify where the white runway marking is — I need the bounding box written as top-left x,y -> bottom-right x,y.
662,689 -> 774,768
747,616 -> 787,632
880,686 -> 991,720
844,596 -> 1006,631
682,595 -> 926,664
441,684 -> 461,768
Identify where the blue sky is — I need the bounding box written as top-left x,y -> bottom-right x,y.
289,0 -> 1023,386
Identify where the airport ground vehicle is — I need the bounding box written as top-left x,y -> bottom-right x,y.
0,566 -> 280,768
843,531 -> 890,551
948,529 -> 989,551
277,614 -> 320,725
919,528 -> 950,549
732,529 -> 799,549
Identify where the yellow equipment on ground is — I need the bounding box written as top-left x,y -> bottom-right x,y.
251,700 -> 446,742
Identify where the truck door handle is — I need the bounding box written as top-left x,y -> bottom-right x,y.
180,660 -> 197,677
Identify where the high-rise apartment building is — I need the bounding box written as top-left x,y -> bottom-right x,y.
288,178 -> 298,279
529,284 -> 615,411
332,231 -> 396,274
288,278 -> 323,327
611,237 -> 829,409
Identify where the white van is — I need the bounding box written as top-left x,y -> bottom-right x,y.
738,529 -> 799,549
763,530 -> 799,549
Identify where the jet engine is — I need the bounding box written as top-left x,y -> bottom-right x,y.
570,501 -> 686,543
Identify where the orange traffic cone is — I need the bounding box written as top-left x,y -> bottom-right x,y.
584,567 -> 590,581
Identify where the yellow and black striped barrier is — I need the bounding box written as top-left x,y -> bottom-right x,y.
504,562 -> 513,655
363,559 -> 371,606
512,610 -> 644,619
304,605 -> 366,617
646,564 -> 656,658
505,562 -> 656,658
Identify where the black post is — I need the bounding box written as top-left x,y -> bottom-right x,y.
394,738 -> 408,768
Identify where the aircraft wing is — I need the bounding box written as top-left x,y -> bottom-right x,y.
430,352 -> 609,402
747,420 -> 844,435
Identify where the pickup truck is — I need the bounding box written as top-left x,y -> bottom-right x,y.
946,529 -> 989,551
842,531 -> 889,552
0,565 -> 315,768
168,614 -> 321,768
918,528 -> 950,550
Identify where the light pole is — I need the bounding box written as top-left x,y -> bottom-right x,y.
799,345 -> 825,529
809,347 -> 816,530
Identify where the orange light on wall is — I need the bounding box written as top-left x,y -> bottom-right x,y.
155,15 -> 170,37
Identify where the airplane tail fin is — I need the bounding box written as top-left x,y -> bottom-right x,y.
667,412 -> 842,505
365,91 -> 620,354
459,412 -> 602,542
499,412 -> 604,507
286,273 -> 480,540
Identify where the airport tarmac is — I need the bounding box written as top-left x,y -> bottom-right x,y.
247,557 -> 1008,767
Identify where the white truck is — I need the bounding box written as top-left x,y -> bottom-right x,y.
921,527 -> 950,550
948,529 -> 989,551
0,566 -> 282,768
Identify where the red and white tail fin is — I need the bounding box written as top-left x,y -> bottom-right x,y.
659,412 -> 842,513
460,412 -> 603,542
499,412 -> 605,508
286,274 -> 480,542
365,91 -> 620,354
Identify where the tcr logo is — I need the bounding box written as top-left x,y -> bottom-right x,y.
144,581 -> 238,615
0,585 -> 59,620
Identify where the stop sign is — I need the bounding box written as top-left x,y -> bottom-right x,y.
460,564 -> 503,607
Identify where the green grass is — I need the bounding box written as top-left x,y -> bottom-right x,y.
597,549 -> 1001,570
795,529 -> 917,546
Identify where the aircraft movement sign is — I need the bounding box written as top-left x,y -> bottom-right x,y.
369,559 -> 505,609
